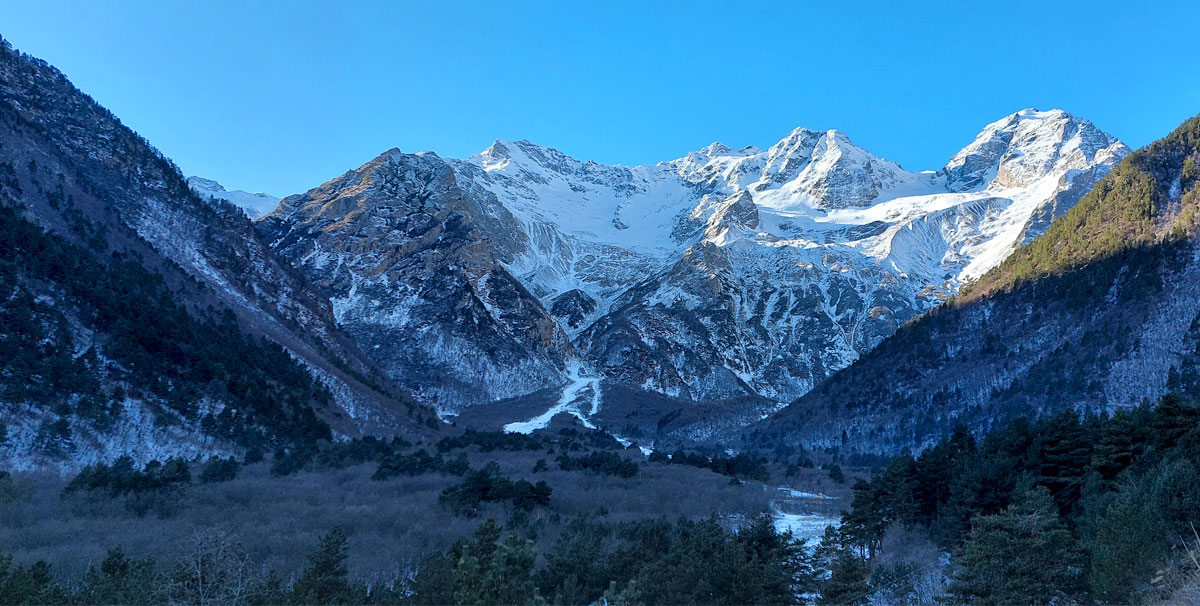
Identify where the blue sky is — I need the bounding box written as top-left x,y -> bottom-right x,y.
4,1 -> 1199,196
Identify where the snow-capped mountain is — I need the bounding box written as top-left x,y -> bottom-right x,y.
188,176 -> 281,217
259,109 -> 1127,433
753,113 -> 1200,453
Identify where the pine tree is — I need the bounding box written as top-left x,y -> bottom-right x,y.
1152,394 -> 1200,450
478,534 -> 538,605
0,554 -> 67,604
947,487 -> 1083,604
1037,412 -> 1092,513
1150,457 -> 1200,530
826,464 -> 845,484
1087,489 -> 1166,603
818,549 -> 869,605
736,515 -> 816,601
450,520 -> 499,605
840,479 -> 886,558
450,520 -> 539,605
291,527 -> 356,604
598,579 -> 643,606
76,547 -> 158,605
1090,407 -> 1149,482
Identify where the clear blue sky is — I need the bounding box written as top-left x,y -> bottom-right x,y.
4,1 -> 1199,196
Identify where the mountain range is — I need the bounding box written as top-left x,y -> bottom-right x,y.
249,108 -> 1126,445
12,32 -> 1200,467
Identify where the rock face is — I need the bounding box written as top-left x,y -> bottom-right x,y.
257,151 -> 575,411
943,109 -> 1121,191
260,108 -> 1127,432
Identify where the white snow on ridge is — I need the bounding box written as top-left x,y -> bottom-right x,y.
188,176 -> 282,218
450,108 -> 1127,338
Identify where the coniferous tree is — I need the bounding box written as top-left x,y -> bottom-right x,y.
199,456 -> 240,483
826,464 -> 845,484
840,479 -> 886,557
1038,412 -> 1092,513
1090,406 -> 1150,482
291,527 -> 357,605
478,535 -> 539,605
1087,488 -> 1167,603
1152,394 -> 1200,449
409,551 -> 456,606
536,518 -> 610,604
1149,457 -> 1200,532
450,519 -> 541,605
76,547 -> 158,606
597,579 -> 643,606
0,554 -> 67,605
947,487 -> 1082,604
818,549 -> 869,605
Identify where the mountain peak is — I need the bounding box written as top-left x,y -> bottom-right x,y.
476,139 -> 583,177
817,129 -> 871,157
479,140 -> 512,170
186,176 -> 225,192
941,108 -> 1127,192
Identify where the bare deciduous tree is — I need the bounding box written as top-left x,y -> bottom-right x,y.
166,527 -> 256,606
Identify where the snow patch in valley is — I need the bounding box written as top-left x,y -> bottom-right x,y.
772,511 -> 841,544
769,487 -> 842,544
504,362 -> 602,433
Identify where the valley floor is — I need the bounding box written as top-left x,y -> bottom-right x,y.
0,439 -> 848,584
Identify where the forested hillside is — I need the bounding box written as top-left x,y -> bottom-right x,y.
0,35 -> 432,468
0,204 -> 332,456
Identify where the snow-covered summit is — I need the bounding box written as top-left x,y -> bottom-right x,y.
941,108 -> 1125,191
187,176 -> 281,218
